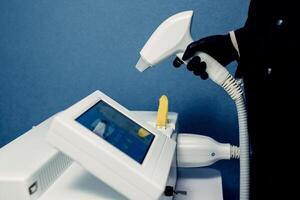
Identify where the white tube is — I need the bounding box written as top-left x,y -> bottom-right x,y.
222,75 -> 249,200
183,51 -> 249,200
235,96 -> 249,200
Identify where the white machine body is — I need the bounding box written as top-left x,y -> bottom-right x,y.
0,91 -> 225,200
46,90 -> 177,200
0,118 -> 72,200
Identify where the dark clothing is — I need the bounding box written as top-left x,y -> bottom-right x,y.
235,1 -> 299,199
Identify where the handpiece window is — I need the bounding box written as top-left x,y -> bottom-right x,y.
76,101 -> 155,164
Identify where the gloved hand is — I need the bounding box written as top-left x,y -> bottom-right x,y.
173,34 -> 239,79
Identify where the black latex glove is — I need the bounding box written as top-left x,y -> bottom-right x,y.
173,34 -> 239,79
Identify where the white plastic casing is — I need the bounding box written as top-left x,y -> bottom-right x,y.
133,111 -> 178,200
177,134 -> 230,167
136,10 -> 230,86
30,111 -> 178,200
137,11 -> 194,72
46,90 -> 176,200
0,118 -> 72,200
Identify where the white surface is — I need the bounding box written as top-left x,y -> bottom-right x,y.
46,90 -> 176,200
0,118 -> 71,200
175,168 -> 223,200
39,164 -> 223,200
39,163 -> 126,200
0,118 -> 55,179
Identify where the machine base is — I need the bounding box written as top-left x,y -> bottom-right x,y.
39,163 -> 223,200
175,168 -> 223,200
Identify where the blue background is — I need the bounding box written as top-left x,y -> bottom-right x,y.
0,0 -> 249,199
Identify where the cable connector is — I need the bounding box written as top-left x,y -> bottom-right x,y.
230,145 -> 240,159
222,75 -> 244,101
177,133 -> 239,168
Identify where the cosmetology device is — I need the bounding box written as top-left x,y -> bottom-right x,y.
136,10 -> 249,200
45,89 -> 239,200
45,90 -> 235,200
0,90 -> 231,199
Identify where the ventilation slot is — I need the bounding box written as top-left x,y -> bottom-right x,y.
37,152 -> 72,193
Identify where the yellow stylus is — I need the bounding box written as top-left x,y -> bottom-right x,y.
156,95 -> 168,128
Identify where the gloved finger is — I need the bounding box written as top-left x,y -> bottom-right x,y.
186,56 -> 200,71
200,72 -> 209,80
199,61 -> 208,80
193,68 -> 201,76
193,62 -> 206,75
182,42 -> 200,61
198,61 -> 207,72
172,57 -> 184,68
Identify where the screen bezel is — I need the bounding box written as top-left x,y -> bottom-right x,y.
58,91 -> 168,177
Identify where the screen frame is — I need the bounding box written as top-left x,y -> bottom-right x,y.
53,91 -> 170,177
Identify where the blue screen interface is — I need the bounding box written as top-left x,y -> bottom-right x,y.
76,101 -> 155,164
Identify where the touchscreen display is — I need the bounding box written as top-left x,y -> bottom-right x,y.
76,101 -> 155,164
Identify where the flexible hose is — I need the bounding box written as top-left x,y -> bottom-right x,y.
222,75 -> 249,200
235,97 -> 249,200
183,51 -> 249,200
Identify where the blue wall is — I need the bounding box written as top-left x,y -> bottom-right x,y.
0,0 -> 249,199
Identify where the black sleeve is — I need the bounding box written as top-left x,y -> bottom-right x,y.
233,0 -> 258,78
234,0 -> 257,57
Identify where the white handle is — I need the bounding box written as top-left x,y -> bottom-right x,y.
176,52 -> 230,86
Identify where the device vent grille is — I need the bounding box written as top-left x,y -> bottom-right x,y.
37,152 -> 72,193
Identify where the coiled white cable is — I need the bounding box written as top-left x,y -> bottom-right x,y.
234,97 -> 249,200
222,75 -> 249,200
222,76 -> 244,101
185,52 -> 249,200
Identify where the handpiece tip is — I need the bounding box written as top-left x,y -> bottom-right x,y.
135,57 -> 150,72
